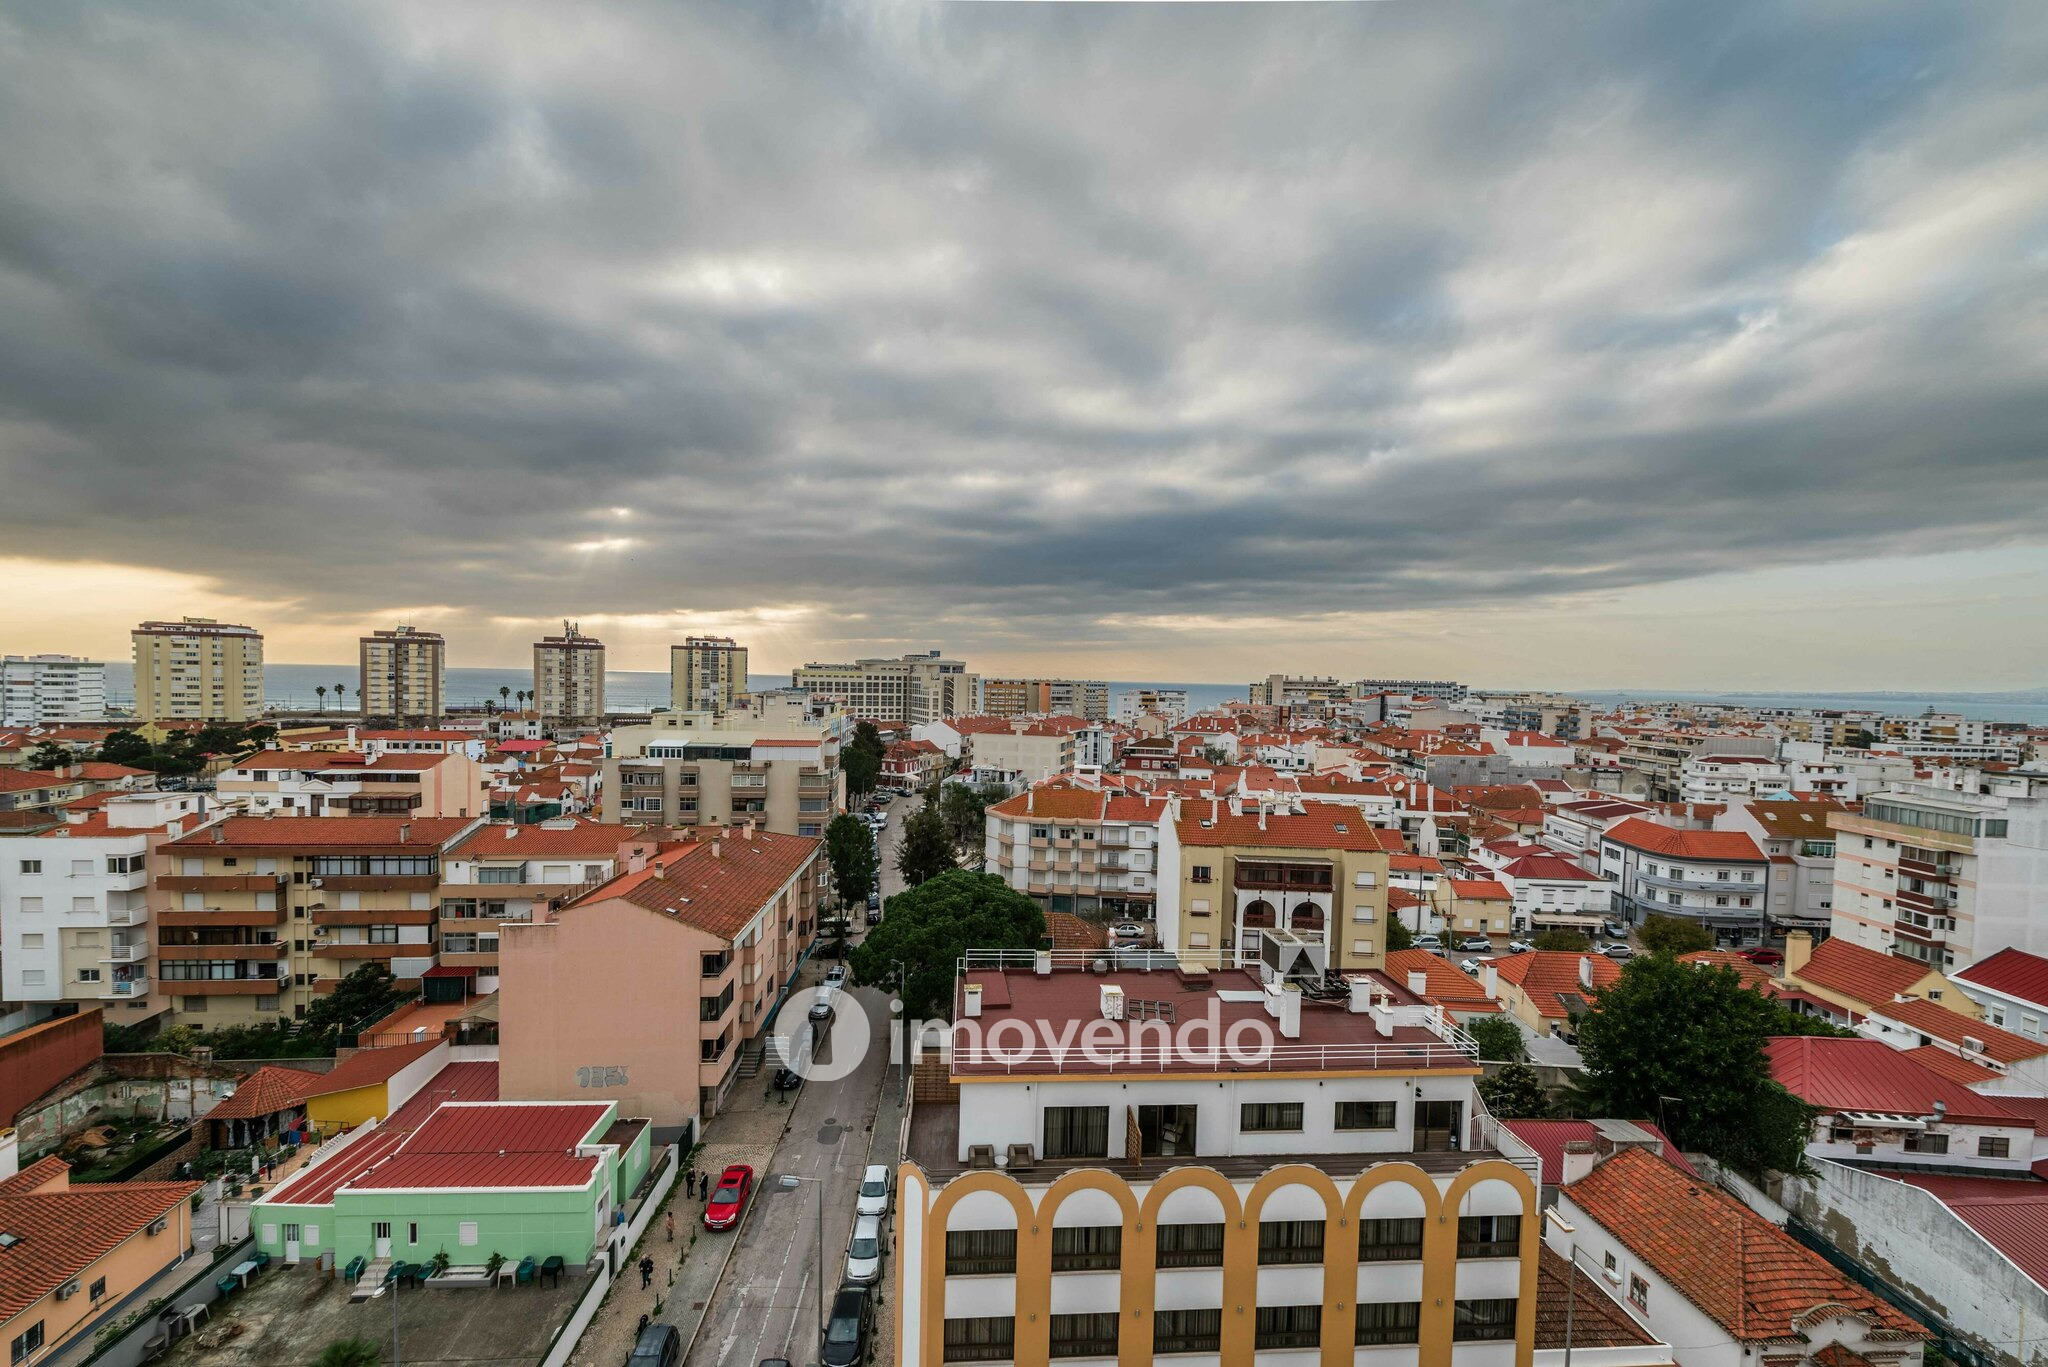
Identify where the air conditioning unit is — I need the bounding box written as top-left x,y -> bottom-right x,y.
55,1279 -> 81,1301
146,1216 -> 168,1236
308,878 -> 324,888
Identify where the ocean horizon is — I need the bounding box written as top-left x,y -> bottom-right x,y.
82,664 -> 2048,724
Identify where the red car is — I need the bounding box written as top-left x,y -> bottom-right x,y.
703,1164 -> 754,1231
1739,947 -> 1785,967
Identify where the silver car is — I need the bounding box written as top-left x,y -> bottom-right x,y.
845,1213 -> 884,1285
856,1163 -> 891,1218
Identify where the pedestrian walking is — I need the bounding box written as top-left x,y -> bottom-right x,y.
665,1210 -> 674,1242
639,1255 -> 654,1290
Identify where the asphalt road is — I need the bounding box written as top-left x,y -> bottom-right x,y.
684,981 -> 896,1367
875,798 -> 907,898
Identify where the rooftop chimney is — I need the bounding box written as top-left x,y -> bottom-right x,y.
1785,929 -> 1814,979
1579,956 -> 1594,989
1099,984 -> 1126,1021
1276,983 -> 1301,1039
1482,961 -> 1499,1000
397,822 -> 411,843
963,982 -> 983,1018
1406,969 -> 1430,997
1560,1138 -> 1600,1187
1034,950 -> 1052,977
710,839 -> 722,859
504,825 -> 518,840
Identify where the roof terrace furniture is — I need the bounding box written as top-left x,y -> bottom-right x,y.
344,1255 -> 366,1283
516,1255 -> 537,1285
540,1255 -> 566,1286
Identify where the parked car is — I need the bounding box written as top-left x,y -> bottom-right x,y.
1505,940 -> 1535,954
1412,933 -> 1443,952
1602,919 -> 1630,939
809,998 -> 836,1023
773,1066 -> 804,1091
866,908 -> 882,926
1459,958 -> 1484,976
1111,922 -> 1146,941
822,1285 -> 871,1367
844,1214 -> 884,1284
824,966 -> 849,988
626,1324 -> 680,1367
856,1163 -> 892,1218
1455,936 -> 1491,952
1598,942 -> 1635,960
703,1164 -> 754,1231
866,890 -> 882,911
1740,947 -> 1785,966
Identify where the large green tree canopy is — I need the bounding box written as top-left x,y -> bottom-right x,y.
851,869 -> 1045,1018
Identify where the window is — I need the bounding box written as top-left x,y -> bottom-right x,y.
1354,871 -> 1377,888
1903,1132 -> 1949,1155
281,1223 -> 300,1243
76,968 -> 101,984
942,1318 -> 1014,1363
408,1222 -> 420,1245
106,855 -> 145,875
1980,1136 -> 2013,1159
1628,1274 -> 1649,1311
1190,864 -> 1212,884
701,952 -> 730,977
1356,1301 -> 1421,1346
1241,1102 -> 1303,1133
458,1221 -> 479,1246
1258,1219 -> 1325,1265
1153,1308 -> 1222,1355
1336,1100 -> 1396,1130
17,860 -> 40,875
1455,1298 -> 1520,1341
11,1322 -> 44,1365
700,982 -> 735,1021
1154,1221 -> 1225,1268
1049,1313 -> 1118,1359
368,925 -> 399,944
1457,1214 -> 1520,1258
1254,1305 -> 1321,1350
1043,1106 -> 1109,1159
944,1229 -> 1016,1276
1050,1225 -> 1121,1272
1359,1217 -> 1424,1261
89,1277 -> 105,1301
1603,1251 -> 1618,1275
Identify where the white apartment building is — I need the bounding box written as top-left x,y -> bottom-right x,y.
1829,776 -> 2048,973
1116,688 -> 1188,723
1597,818 -> 1770,945
1353,678 -> 1468,703
357,625 -> 445,721
604,711 -> 843,837
1713,801 -> 1841,932
2,655 -> 108,725
672,636 -> 748,713
1677,753 -> 1790,803
794,651 -> 975,725
897,951 -> 1540,1367
437,820 -> 659,994
1776,741 -> 1919,801
983,787 -> 1168,916
131,617 -> 265,722
0,791 -> 210,1023
533,622 -> 606,722
963,721 -> 1078,786
1881,713 -> 2026,764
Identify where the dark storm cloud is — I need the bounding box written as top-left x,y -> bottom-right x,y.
1,0 -> 2045,653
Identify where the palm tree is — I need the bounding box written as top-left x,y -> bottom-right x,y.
315,685 -> 328,712
336,682 -> 349,711
516,691 -> 528,711
499,685 -> 511,709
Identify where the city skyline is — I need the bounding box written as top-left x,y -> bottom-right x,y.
4,3 -> 2046,690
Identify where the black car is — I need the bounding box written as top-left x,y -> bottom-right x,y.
821,1285 -> 870,1367
866,908 -> 882,926
866,890 -> 881,911
772,1066 -> 804,1091
626,1324 -> 680,1367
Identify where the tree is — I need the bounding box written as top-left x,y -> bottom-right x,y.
315,685 -> 328,712
98,730 -> 154,767
27,741 -> 72,770
500,685 -> 512,710
1574,955 -> 1820,1178
1477,1063 -> 1552,1119
1200,745 -> 1229,766
842,721 -> 886,798
1638,915 -> 1713,957
1533,930 -> 1592,952
938,783 -> 999,852
851,869 -> 1046,1017
301,964 -> 407,1043
312,1338 -> 382,1367
896,802 -> 959,887
1385,917 -> 1414,952
824,813 -> 880,911
1466,1014 -> 1527,1064
1846,728 -> 1877,750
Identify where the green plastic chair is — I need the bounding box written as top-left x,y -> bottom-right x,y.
515,1256 -> 536,1285
344,1256 -> 366,1284
214,1276 -> 238,1298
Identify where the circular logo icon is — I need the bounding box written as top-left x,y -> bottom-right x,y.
770,985 -> 873,1083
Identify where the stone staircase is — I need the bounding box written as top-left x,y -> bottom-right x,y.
349,1258 -> 393,1301
735,1039 -> 768,1080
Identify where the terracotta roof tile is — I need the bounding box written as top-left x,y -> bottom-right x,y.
1868,996 -> 2048,1065
1603,817 -> 1767,862
576,831 -> 820,941
308,1039 -> 445,1097
1492,951 -> 1620,1018
1563,1147 -> 1925,1343
1793,937 -> 1939,1010
206,1065 -> 328,1122
0,1161 -> 200,1322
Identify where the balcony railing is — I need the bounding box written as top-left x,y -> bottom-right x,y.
99,944 -> 147,963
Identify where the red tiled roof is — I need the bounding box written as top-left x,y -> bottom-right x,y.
1445,878 -> 1510,900
1533,1244 -> 1661,1349
450,819 -> 644,857
1563,1147 -> 1925,1343
165,816 -> 477,849
578,830 -> 820,941
1175,799 -> 1404,852
1765,1036 -> 2019,1125
308,1039 -> 444,1097
1954,948 -> 2048,1011
1044,912 -> 1109,953
1492,951 -> 1620,1018
1793,937 -> 1939,1009
402,1100 -> 609,1155
1501,1118 -> 1699,1185
1868,995 -> 2048,1065
1383,950 -> 1500,1012
1603,817 -> 1766,863
1497,853 -> 1607,882
206,1065 -> 328,1122
0,769 -> 70,792
0,1160 -> 201,1322
381,1062 -> 501,1132
1679,950 -> 1776,989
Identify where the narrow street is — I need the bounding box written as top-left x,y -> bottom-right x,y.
683,983 -> 896,1367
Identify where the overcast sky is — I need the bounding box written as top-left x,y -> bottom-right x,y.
3,2 -> 2045,689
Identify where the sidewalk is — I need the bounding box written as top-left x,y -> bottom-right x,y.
865,1060 -> 910,1367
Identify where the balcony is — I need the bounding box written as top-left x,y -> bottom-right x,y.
99,974 -> 150,999
156,906 -> 284,927
162,975 -> 283,996
312,874 -> 439,892
99,943 -> 148,964
310,942 -> 411,959
1893,917 -> 1948,948
1899,855 -> 1959,879
158,875 -> 283,894
313,907 -> 437,926
1896,887 -> 1956,917
154,941 -> 286,960
1233,872 -> 1334,893
105,907 -> 146,927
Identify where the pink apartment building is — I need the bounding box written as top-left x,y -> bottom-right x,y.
498,824 -> 824,1141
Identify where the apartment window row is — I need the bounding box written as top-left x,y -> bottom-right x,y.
308,856 -> 438,876
944,1214 -> 1516,1280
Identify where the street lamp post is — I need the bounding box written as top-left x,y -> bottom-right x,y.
371,1271 -> 402,1367
778,1174 -> 828,1345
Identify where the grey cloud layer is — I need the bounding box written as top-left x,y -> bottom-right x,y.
2,0 -> 2045,649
